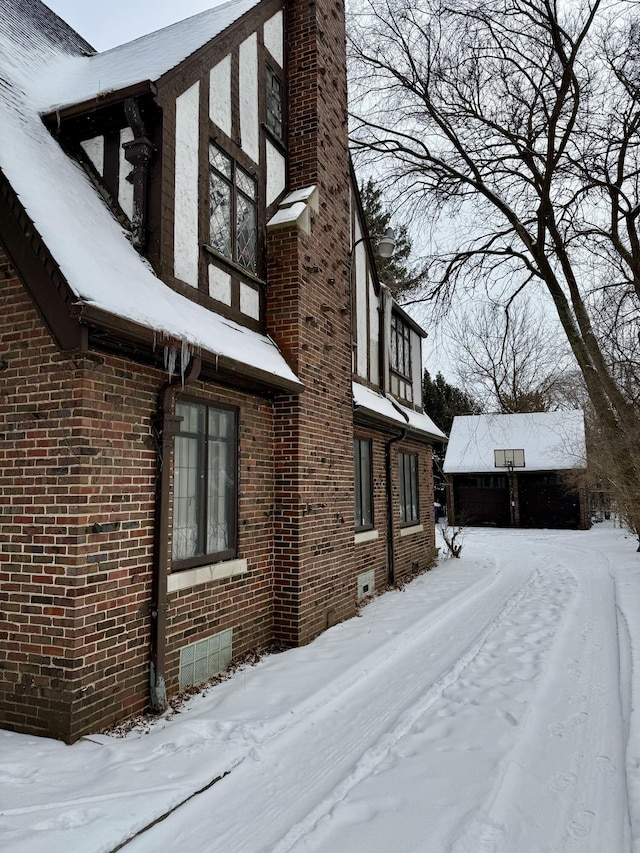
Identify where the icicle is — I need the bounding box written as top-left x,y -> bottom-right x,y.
164,345 -> 177,382
180,339 -> 191,387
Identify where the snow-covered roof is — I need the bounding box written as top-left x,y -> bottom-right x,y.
31,0 -> 262,113
0,0 -> 299,390
443,411 -> 587,474
353,382 -> 447,442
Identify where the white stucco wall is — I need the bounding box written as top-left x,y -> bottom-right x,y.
119,127 -> 134,221
209,56 -> 232,136
174,81 -> 200,287
263,10 -> 284,67
240,282 -> 260,319
239,34 -> 259,163
80,136 -> 104,175
208,265 -> 232,304
411,328 -> 422,407
266,139 -> 286,206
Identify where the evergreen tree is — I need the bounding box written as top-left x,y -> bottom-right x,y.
422,370 -> 481,437
360,178 -> 424,297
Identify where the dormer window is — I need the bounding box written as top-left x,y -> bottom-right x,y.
391,311 -> 411,378
209,143 -> 257,272
390,312 -> 414,402
265,66 -> 283,142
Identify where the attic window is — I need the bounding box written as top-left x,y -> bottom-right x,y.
265,67 -> 283,142
391,313 -> 412,380
209,143 -> 257,272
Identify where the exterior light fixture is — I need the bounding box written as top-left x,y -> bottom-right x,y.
376,227 -> 396,258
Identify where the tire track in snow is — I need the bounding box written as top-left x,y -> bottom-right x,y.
122,553 -> 538,853
447,536 -> 631,853
273,564 -> 576,853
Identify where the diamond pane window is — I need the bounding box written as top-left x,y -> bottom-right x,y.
236,193 -> 257,271
236,166 -> 256,200
209,144 -> 232,178
209,143 -> 258,273
209,171 -> 232,258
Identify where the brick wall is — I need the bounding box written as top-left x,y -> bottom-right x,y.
0,247 -> 278,740
266,0 -> 356,644
164,380 -> 276,686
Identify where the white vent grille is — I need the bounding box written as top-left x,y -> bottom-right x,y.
179,628 -> 233,690
357,570 -> 376,601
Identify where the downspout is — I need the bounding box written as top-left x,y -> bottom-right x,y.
150,355 -> 201,711
385,427 -> 406,587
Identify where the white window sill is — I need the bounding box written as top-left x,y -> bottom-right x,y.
354,529 -> 379,544
168,558 -> 248,592
400,523 -> 424,537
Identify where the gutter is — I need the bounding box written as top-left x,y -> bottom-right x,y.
149,355 -> 201,711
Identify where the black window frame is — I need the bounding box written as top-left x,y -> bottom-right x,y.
354,437 -> 374,531
265,64 -> 284,144
399,451 -> 420,525
390,312 -> 412,381
208,142 -> 258,274
172,398 -> 238,570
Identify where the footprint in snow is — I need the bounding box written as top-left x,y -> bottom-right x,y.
596,755 -> 616,777
497,709 -> 519,726
548,770 -> 577,792
567,809 -> 595,839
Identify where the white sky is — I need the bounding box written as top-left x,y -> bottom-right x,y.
44,0 -> 227,51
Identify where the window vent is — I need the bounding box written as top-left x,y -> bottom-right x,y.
357,570 -> 376,602
179,628 -> 233,690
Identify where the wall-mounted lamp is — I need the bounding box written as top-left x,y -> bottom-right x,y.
350,227 -> 396,259
376,227 -> 396,258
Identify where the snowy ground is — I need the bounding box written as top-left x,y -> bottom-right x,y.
2,524 -> 640,853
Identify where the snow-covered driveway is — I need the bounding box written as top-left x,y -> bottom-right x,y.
2,526 -> 640,853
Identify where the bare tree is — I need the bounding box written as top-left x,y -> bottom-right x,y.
349,0 -> 640,537
448,300 -> 571,413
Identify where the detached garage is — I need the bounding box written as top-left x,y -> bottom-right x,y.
443,411 -> 589,530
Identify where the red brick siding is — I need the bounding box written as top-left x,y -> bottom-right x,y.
0,248 -> 278,740
266,0 -> 356,645
352,427 -> 436,591
164,381 -> 276,688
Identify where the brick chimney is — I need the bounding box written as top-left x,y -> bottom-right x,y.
267,0 -> 355,644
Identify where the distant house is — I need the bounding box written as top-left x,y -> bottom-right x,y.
443,412 -> 589,529
0,0 -> 445,741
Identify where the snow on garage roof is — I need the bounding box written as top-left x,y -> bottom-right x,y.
443,411 -> 586,474
0,0 -> 299,390
353,382 -> 447,442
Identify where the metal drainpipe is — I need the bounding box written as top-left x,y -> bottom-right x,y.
385,427 -> 406,587
150,356 -> 201,711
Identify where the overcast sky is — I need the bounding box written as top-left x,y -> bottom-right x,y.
44,0 -> 229,51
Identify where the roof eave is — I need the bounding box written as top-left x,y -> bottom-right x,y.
78,303 -> 303,395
